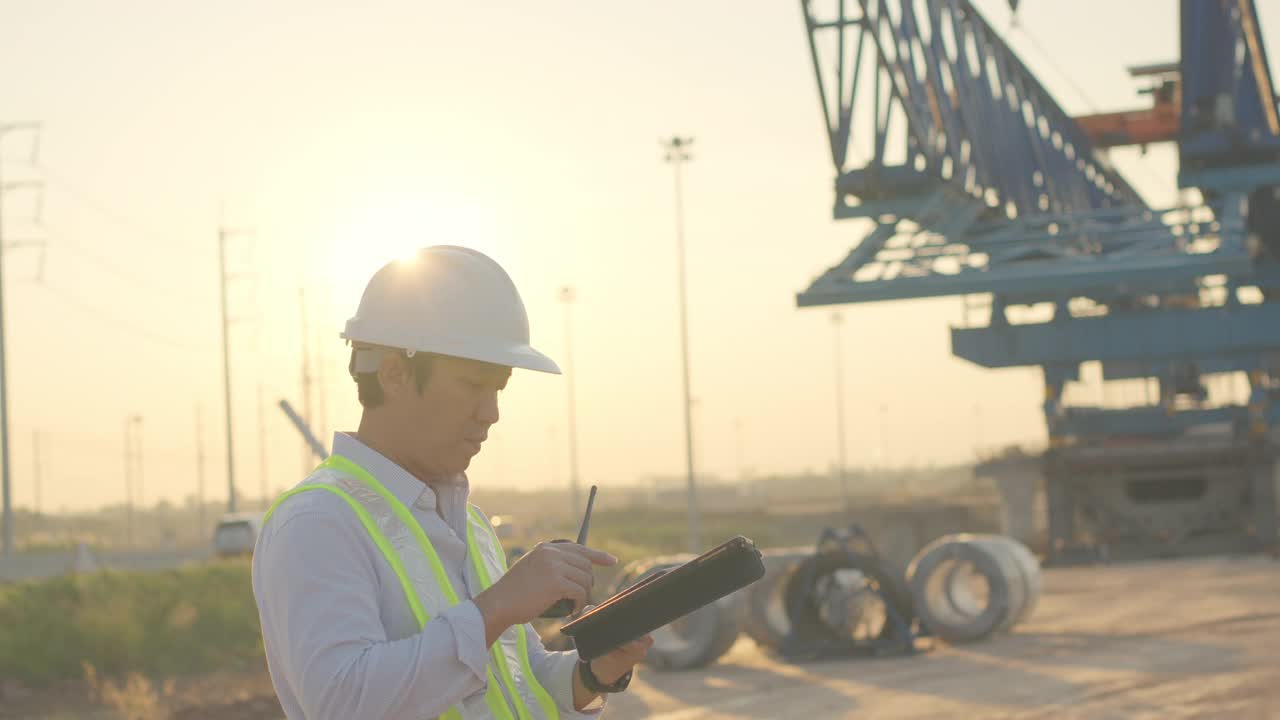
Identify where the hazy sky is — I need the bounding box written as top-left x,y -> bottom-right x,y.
2,1 -> 1278,512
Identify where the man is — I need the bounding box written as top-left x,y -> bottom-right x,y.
252,245 -> 652,719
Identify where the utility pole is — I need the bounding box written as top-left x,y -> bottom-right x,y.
316,340 -> 327,446
662,135 -> 700,554
299,288 -> 313,478
559,286 -> 582,519
195,405 -> 207,543
0,122 -> 41,558
316,290 -> 329,444
218,228 -> 236,513
123,415 -> 140,548
133,415 -> 143,511
734,417 -> 744,483
974,403 -> 984,455
258,383 -> 269,508
218,225 -> 251,513
31,430 -> 40,519
831,311 -> 851,515
879,403 -> 889,469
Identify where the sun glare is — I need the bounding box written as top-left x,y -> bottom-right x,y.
326,183 -> 512,311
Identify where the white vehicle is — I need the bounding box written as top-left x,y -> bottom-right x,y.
213,512 -> 264,557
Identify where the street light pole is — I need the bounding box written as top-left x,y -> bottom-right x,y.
663,135 -> 700,555
831,311 -> 851,515
558,286 -> 582,520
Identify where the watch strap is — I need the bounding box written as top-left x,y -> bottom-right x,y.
577,658 -> 632,694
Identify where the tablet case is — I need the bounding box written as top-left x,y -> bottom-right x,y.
557,535 -> 766,661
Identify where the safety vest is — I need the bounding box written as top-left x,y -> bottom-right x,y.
264,454 -> 560,720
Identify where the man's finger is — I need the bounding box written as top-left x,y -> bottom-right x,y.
555,547 -> 595,573
628,637 -> 652,657
559,544 -> 617,566
559,563 -> 594,595
608,636 -> 652,660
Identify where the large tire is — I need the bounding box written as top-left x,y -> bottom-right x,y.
608,557 -> 661,597
907,533 -> 1028,644
783,549 -> 916,658
742,549 -> 810,651
744,546 -> 914,658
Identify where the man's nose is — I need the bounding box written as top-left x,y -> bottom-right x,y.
476,390 -> 500,425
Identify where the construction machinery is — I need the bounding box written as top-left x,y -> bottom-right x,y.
795,0 -> 1280,564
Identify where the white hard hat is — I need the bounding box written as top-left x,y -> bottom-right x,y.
341,245 -> 561,375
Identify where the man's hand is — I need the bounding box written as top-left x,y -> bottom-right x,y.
590,635 -> 653,684
473,542 -> 616,644
572,634 -> 653,711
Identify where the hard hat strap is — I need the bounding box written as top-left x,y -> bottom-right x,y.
351,345 -> 416,375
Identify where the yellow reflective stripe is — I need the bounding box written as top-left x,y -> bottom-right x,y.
469,506 -> 560,720
318,457 -> 518,720
268,477 -> 480,720
264,485 -> 429,630
464,511 -> 531,720
513,624 -> 559,720
321,455 -> 459,604
453,508 -> 517,720
484,679 -> 517,720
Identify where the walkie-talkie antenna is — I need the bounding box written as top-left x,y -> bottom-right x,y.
576,485 -> 598,545
541,484 -> 602,619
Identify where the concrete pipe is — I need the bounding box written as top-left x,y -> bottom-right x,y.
907,534 -> 1028,643
609,555 -> 745,671
742,548 -> 811,651
991,536 -> 1042,626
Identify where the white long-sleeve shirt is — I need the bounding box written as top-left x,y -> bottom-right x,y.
251,432 -> 604,719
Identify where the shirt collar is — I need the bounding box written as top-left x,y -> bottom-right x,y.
331,432 -> 436,511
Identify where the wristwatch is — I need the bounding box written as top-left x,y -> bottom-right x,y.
577,658 -> 632,694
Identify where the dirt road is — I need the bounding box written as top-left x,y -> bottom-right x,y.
4,554 -> 1276,718
604,555 -> 1280,719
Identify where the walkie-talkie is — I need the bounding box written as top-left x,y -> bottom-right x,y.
540,485 -> 598,619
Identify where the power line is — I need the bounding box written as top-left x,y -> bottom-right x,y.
1011,23 -> 1101,114
37,281 -> 212,352
36,164 -> 177,248
41,224 -> 205,304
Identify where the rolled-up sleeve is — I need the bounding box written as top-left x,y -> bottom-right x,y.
522,624 -> 608,717
252,505 -> 490,720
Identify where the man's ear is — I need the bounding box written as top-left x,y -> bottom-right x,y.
376,352 -> 412,401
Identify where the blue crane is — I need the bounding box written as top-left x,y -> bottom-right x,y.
795,0 -> 1280,563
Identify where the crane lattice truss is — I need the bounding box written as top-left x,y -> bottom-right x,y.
796,0 -> 1280,447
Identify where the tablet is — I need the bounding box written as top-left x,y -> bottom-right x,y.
558,535 -> 766,661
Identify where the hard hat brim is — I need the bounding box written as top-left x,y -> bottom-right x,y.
474,344 -> 563,375
342,329 -> 562,375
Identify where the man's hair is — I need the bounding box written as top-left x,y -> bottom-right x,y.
349,350 -> 436,409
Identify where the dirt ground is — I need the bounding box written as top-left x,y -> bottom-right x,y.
4,554 -> 1277,719
607,554 -> 1280,719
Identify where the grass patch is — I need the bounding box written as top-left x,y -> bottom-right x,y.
0,509 -> 854,685
0,559 -> 262,685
